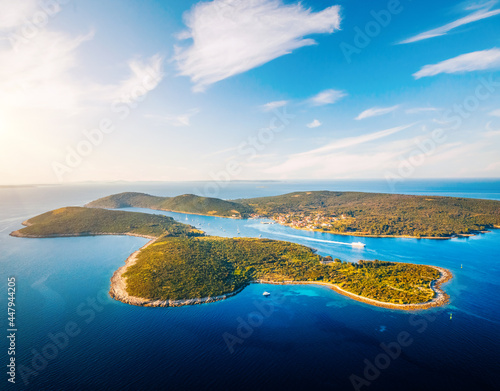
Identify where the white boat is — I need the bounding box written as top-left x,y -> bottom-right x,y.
351,241 -> 366,247
263,291 -> 271,296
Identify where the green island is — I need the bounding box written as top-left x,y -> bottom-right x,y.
86,192 -> 253,218
11,205 -> 451,310
10,206 -> 203,238
88,190 -> 500,238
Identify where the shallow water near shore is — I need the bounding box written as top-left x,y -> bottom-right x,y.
0,180 -> 499,390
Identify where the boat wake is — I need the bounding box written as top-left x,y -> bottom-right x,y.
254,228 -> 365,248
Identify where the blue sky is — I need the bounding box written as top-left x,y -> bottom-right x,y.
1,0 -> 500,185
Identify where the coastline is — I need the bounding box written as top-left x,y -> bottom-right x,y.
109,238 -> 249,307
254,264 -> 452,311
109,239 -> 452,310
10,219 -> 159,240
10,230 -> 157,240
86,204 -> 245,220
273,222 -> 492,240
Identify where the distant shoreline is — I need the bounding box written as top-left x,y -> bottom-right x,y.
273,222 -> 492,240
109,239 -> 452,310
10,221 -> 157,240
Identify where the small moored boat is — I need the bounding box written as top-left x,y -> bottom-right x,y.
263,291 -> 271,296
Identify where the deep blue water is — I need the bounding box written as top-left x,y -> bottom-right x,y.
0,181 -> 499,391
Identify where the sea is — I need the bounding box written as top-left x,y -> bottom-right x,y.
0,179 -> 499,391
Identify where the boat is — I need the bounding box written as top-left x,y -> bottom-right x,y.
351,241 -> 366,247
263,291 -> 271,296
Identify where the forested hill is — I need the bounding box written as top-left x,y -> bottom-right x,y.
86,190 -> 500,238
10,207 -> 202,238
86,192 -> 253,218
234,191 -> 500,237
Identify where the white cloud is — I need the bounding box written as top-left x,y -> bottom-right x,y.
413,48 -> 500,79
281,124 -> 415,165
0,0 -> 38,30
88,54 -> 164,105
355,105 -> 399,120
145,109 -> 199,127
0,29 -> 95,111
260,100 -> 288,112
405,107 -> 441,114
306,119 -> 322,128
485,121 -> 500,136
400,2 -> 500,44
265,125 -> 417,177
309,89 -> 346,106
0,2 -> 166,185
174,0 -> 341,92
489,109 -> 500,116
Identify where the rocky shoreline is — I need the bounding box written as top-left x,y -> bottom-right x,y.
109,239 -> 452,311
255,265 -> 451,311
109,239 -> 249,307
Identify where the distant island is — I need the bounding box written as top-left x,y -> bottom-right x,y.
12,206 -> 451,310
87,190 -> 500,238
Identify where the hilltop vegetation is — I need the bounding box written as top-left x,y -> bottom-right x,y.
87,192 -> 253,218
11,207 -> 447,307
235,191 -> 500,237
124,236 -> 440,305
87,190 -> 500,238
11,207 -> 202,238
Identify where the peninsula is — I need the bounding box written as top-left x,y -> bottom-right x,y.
87,191 -> 500,238
11,206 -> 451,310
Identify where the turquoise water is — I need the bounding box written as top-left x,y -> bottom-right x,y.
0,181 -> 499,391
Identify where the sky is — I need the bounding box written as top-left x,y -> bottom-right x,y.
1,0 -> 500,185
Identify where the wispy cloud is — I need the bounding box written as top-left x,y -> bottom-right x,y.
145,109 -> 199,127
485,121 -> 500,136
260,100 -> 288,112
355,105 -> 399,120
173,0 -> 341,92
489,108 -> 500,116
413,48 -> 500,79
308,89 -> 346,106
399,2 -> 500,44
295,123 -> 415,157
0,0 -> 38,30
306,119 -> 322,128
265,124 -> 417,177
89,54 -> 164,105
405,107 -> 441,114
